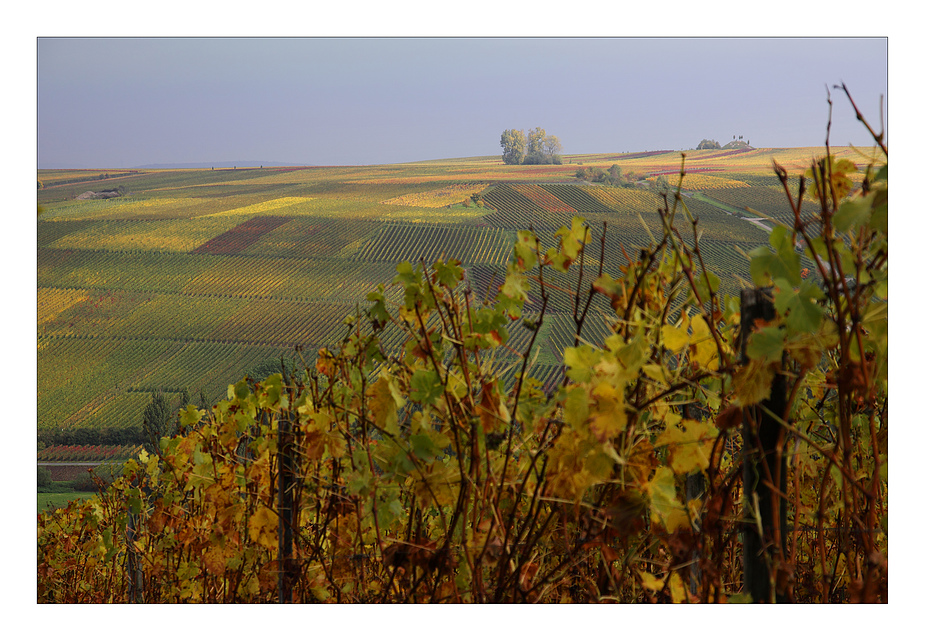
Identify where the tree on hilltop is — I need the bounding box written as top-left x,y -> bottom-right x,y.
525,127 -> 562,165
500,129 -> 526,165
501,127 -> 562,165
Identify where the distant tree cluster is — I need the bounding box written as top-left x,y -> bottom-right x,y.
575,163 -> 635,187
501,127 -> 562,165
696,139 -> 722,150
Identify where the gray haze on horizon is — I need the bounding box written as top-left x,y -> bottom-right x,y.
37,37 -> 888,169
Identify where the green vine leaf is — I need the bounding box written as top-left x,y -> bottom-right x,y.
774,280 -> 825,335
514,230 -> 538,272
433,258 -> 464,289
409,369 -> 444,405
563,344 -> 601,383
833,192 -> 874,232
746,324 -> 785,362
749,225 -> 801,287
179,404 -> 206,427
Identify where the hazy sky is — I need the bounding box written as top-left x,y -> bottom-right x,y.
36,37 -> 887,169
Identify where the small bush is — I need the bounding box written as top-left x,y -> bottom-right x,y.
37,466 -> 52,489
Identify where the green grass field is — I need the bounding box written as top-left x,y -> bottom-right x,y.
37,146 -> 877,434
37,492 -> 96,514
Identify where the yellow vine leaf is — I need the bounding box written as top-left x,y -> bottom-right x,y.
639,571 -> 665,592
589,381 -> 626,441
689,314 -> 719,369
366,373 -> 404,436
669,573 -> 689,603
645,467 -> 684,531
665,506 -> 692,533
656,419 -> 718,475
248,505 -> 278,550
733,358 -> 776,406
662,324 -> 689,353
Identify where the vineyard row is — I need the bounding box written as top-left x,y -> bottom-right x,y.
38,248 -> 405,304
353,223 -> 513,266
39,336 -> 299,430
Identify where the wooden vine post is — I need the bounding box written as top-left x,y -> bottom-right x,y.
126,504 -> 143,603
277,411 -> 295,603
739,287 -> 789,603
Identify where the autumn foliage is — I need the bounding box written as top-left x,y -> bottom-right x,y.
38,89 -> 886,603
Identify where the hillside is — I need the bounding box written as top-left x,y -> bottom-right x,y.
37,146 -> 876,433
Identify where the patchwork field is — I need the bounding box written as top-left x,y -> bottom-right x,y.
37,145 -> 878,432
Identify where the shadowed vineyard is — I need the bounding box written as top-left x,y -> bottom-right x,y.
37,91 -> 886,603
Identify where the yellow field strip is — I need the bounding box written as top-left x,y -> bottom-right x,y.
195,197 -> 315,218
381,183 -> 486,208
